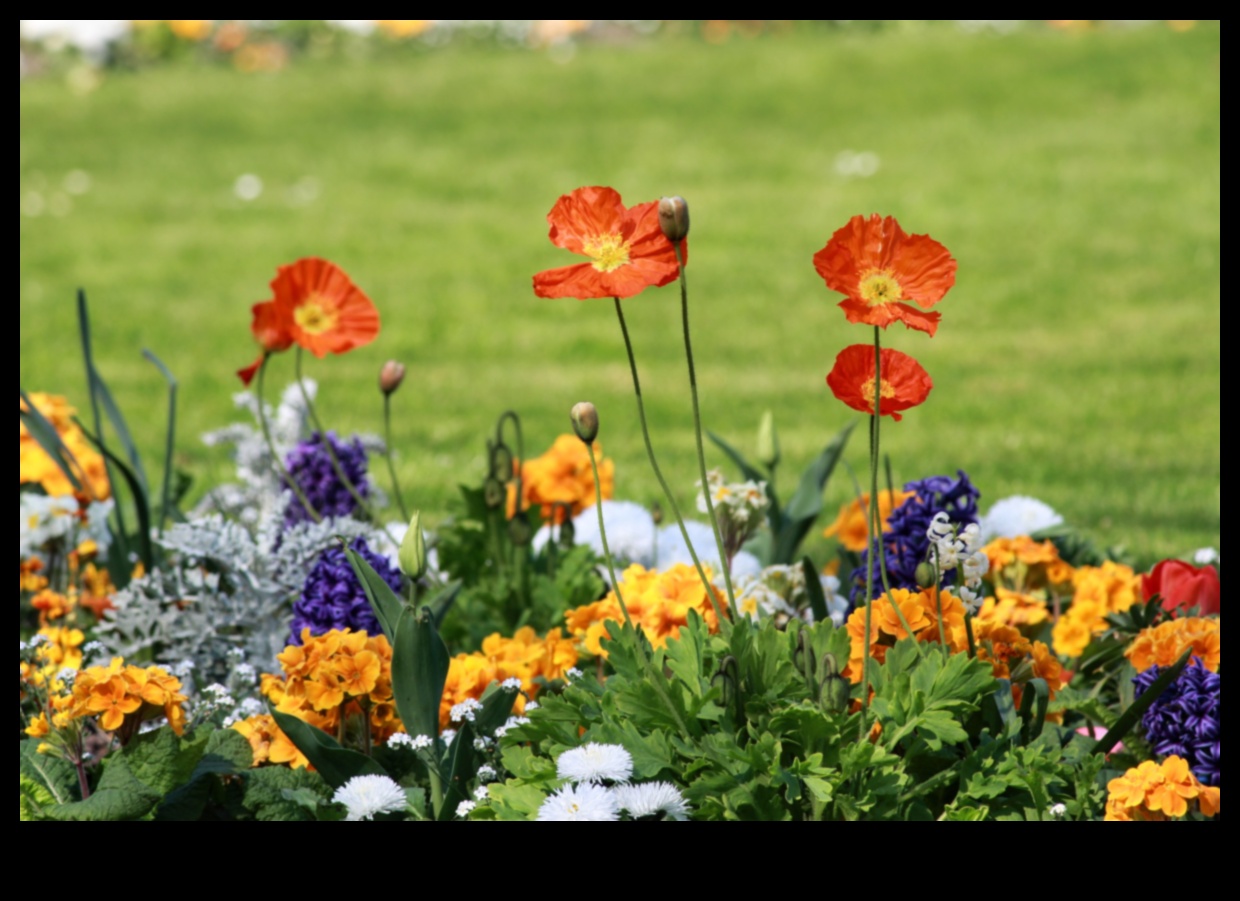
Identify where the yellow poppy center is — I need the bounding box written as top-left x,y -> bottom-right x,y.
583,233 -> 631,273
293,296 -> 339,335
859,269 -> 904,306
861,377 -> 896,406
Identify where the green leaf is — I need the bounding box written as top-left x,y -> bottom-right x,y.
474,680 -> 522,737
47,760 -> 162,821
486,782 -> 549,821
425,579 -> 463,629
774,421 -> 855,563
19,389 -> 84,493
391,605 -> 450,741
20,775 -> 57,821
1092,648 -> 1193,756
801,556 -> 829,623
74,417 -> 154,570
269,709 -> 388,790
19,739 -> 79,806
706,430 -> 767,485
238,766 -> 332,821
1018,678 -> 1050,745
438,723 -> 478,821
345,542 -> 407,641
142,348 -> 179,535
155,727 -> 253,821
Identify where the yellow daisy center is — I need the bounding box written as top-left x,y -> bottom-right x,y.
293,295 -> 340,335
583,233 -> 631,273
861,377 -> 896,406
859,269 -> 904,306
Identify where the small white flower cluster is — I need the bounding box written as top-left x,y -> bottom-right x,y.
450,697 -> 484,723
696,469 -> 770,564
222,696 -> 265,727
1048,802 -> 1068,820
501,677 -> 522,691
333,774 -> 409,821
388,732 -> 434,751
979,495 -> 1063,542
535,743 -> 691,822
493,715 -> 530,739
733,565 -> 850,628
927,513 -> 989,613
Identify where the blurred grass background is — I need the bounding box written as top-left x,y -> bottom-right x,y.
19,22 -> 1220,563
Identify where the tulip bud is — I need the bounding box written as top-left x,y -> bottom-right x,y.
379,360 -> 406,396
570,401 -> 599,444
915,561 -> 938,589
658,196 -> 690,243
756,410 -> 780,469
398,510 -> 428,579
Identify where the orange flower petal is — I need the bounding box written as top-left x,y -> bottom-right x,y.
826,344 -> 933,422
269,257 -> 380,359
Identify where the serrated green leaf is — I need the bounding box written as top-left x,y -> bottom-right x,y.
239,766 -> 332,821
46,760 -> 162,821
19,740 -> 79,805
486,782 -> 549,821
269,709 -> 388,790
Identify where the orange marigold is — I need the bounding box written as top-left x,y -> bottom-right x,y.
822,489 -> 913,552
844,587 -> 969,683
507,434 -> 614,525
1105,756 -> 1221,821
1126,617 -> 1220,673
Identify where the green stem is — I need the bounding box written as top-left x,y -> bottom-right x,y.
933,545 -> 947,648
382,394 -> 411,522
587,443 -> 690,737
295,350 -> 399,547
255,354 -> 322,523
674,246 -> 738,615
613,297 -> 728,630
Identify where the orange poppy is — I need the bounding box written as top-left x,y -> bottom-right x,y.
826,344 -> 932,422
813,214 -> 956,337
237,258 -> 380,384
532,186 -> 686,300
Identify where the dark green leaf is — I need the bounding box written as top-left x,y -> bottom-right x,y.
1092,648 -> 1193,756
801,556 -> 829,623
74,417 -> 154,570
269,709 -> 388,790
345,542 -> 406,641
1018,678 -> 1050,745
45,760 -> 161,821
774,421 -> 855,563
391,606 -> 450,742
438,723 -> 478,821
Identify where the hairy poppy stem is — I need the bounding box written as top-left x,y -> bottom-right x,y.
674,245 -> 738,616
382,394 -> 411,523
612,297 -> 727,630
255,354 -> 322,523
587,442 -> 690,737
295,349 -> 399,548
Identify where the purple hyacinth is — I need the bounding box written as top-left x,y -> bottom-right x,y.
848,470 -> 980,608
290,538 -> 401,644
1135,657 -> 1220,787
283,431 -> 370,526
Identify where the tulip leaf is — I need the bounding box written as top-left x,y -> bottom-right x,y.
801,556 -> 829,624
1017,678 -> 1050,745
74,417 -> 155,571
1091,647 -> 1193,756
269,709 -> 387,790
391,606 -> 450,742
344,541 -> 406,641
438,722 -> 478,821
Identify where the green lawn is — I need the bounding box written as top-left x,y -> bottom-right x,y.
19,23 -> 1220,563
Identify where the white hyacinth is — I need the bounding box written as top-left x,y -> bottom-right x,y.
556,742 -> 634,785
332,775 -> 408,821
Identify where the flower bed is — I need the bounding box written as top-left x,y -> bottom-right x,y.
19,188 -> 1219,821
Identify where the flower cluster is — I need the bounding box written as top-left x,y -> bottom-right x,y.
1126,617 -> 1220,674
978,495 -> 1064,542
283,431 -> 371,526
696,468 -> 769,562
231,713 -> 309,769
972,621 -> 1063,708
260,628 -> 402,756
20,626 -> 85,688
27,658 -> 187,742
822,488 -> 913,553
290,538 -> 398,644
530,743 -> 691,822
565,562 -> 726,656
1051,562 -> 1141,658
983,535 -> 1075,593
19,392 -> 111,499
926,512 -> 989,612
508,434 -> 614,525
845,587 -> 968,683
849,471 -> 981,607
1104,756 -> 1220,821
1135,658 -> 1219,787
440,626 -> 578,729
734,565 -> 849,627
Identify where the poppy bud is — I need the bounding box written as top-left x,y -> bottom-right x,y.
915,561 -> 938,589
508,512 -> 533,547
756,410 -> 780,469
658,196 -> 690,242
490,442 -> 515,484
570,401 -> 599,444
398,510 -> 427,579
650,502 -> 664,526
379,360 -> 406,396
483,477 -> 505,509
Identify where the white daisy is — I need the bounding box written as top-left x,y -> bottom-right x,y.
613,782 -> 691,821
332,774 -> 408,821
536,783 -> 620,821
556,742 -> 633,784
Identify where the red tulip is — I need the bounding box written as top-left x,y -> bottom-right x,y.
1142,559 -> 1220,616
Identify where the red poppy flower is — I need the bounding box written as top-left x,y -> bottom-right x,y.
236,258 -> 380,385
813,214 -> 956,337
1142,559 -> 1221,616
532,186 -> 686,300
826,344 -> 932,421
